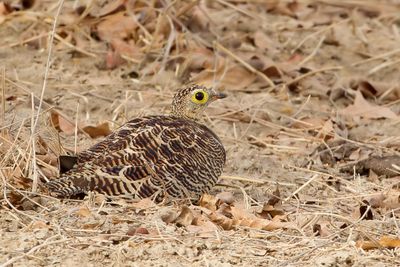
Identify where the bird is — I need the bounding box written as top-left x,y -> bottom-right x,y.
46,84 -> 227,203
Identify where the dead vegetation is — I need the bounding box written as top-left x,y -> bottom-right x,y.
1,0 -> 400,266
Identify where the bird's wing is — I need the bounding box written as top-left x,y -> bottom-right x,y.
49,116 -> 225,200
77,117 -> 158,164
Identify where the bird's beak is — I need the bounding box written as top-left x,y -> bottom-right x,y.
212,92 -> 227,100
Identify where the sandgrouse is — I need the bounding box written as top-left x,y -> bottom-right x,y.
46,85 -> 226,202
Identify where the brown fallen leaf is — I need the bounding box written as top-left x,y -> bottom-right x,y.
382,189 -> 400,210
110,39 -> 143,61
340,90 -> 398,119
96,0 -> 126,17
208,209 -> 234,230
96,12 -> 138,42
356,156 -> 400,177
82,122 -> 112,138
104,49 -> 125,69
76,206 -> 92,217
199,194 -> 219,212
258,186 -> 285,219
258,203 -> 285,219
353,200 -> 374,220
366,189 -> 400,211
253,30 -> 274,50
173,206 -> 194,227
203,194 -> 294,231
313,221 -> 331,237
127,227 -> 150,236
82,221 -> 103,230
130,198 -> 156,210
193,65 -> 257,91
216,191 -> 235,205
186,220 -> 219,238
234,214 -> 292,231
31,221 -> 49,230
368,193 -> 386,208
343,78 -> 400,101
0,2 -> 11,25
50,111 -> 76,135
160,209 -> 178,224
356,236 -> 400,250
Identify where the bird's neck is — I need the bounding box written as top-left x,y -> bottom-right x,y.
170,109 -> 200,122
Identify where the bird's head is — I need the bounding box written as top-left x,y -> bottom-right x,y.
171,84 -> 227,121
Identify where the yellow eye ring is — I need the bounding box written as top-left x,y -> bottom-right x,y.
191,89 -> 209,105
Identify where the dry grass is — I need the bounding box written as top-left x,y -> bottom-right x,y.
1,0 -> 400,266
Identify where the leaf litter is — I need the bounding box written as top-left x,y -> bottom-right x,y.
1,0 -> 400,266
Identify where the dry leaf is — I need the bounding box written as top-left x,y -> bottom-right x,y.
96,12 -> 138,42
340,90 -> 398,119
97,0 -> 126,17
104,49 -> 125,69
368,193 -> 385,208
50,111 -> 76,135
313,222 -> 331,237
258,203 -> 285,219
367,189 -> 400,211
253,31 -> 273,50
173,206 -> 194,227
356,236 -> 400,250
216,191 -> 235,205
202,195 -> 293,231
186,221 -> 218,238
130,198 -> 156,210
110,39 -> 142,61
186,6 -> 209,31
199,194 -> 219,212
208,210 -> 234,230
31,221 -> 49,230
193,66 -> 257,90
382,189 -> 400,210
76,206 -> 92,217
83,122 -> 112,138
358,156 -> 400,177
82,221 -> 102,229
358,200 -> 374,220
127,227 -> 150,236
0,2 -> 10,24
160,209 -> 178,224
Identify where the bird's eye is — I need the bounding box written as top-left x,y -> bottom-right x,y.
195,92 -> 204,101
191,89 -> 209,104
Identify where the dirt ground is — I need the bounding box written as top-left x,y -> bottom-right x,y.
1,0 -> 400,266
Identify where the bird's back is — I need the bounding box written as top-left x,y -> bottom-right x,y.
46,115 -> 225,202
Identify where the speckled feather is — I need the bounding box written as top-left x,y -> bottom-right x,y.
46,85 -> 226,202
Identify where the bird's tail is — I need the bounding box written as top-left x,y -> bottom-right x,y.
45,168 -> 95,198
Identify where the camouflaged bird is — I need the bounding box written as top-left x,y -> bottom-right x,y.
46,85 -> 226,202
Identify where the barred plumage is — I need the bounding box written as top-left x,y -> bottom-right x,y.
46,85 -> 226,202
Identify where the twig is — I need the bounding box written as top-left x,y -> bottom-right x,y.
220,174 -> 264,184
214,42 -> 275,87
32,0 -> 65,132
220,174 -> 295,186
0,33 -> 49,50
368,58 -> 400,75
30,93 -> 38,192
0,237 -> 67,267
1,67 -> 5,126
283,174 -> 319,202
352,47 -> 400,67
53,33 -> 97,58
291,18 -> 349,54
287,66 -> 343,86
216,0 -> 259,19
297,35 -> 326,67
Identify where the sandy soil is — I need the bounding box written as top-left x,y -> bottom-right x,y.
1,1 -> 400,266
